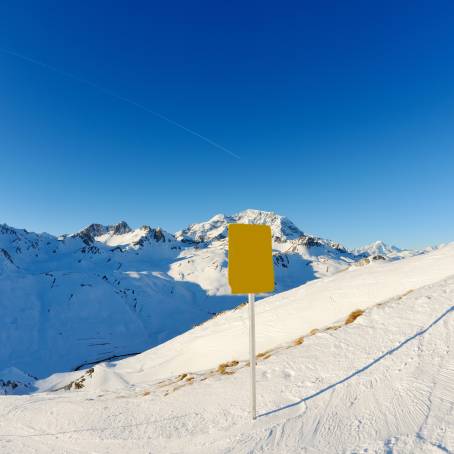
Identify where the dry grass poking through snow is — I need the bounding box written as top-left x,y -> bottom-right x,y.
151,295 -> 421,398
148,290 -> 419,397
292,336 -> 304,346
58,303 -> 371,398
345,309 -> 365,325
325,324 -> 342,331
158,305 -> 368,396
217,360 -> 239,375
399,289 -> 414,299
53,299 -> 372,398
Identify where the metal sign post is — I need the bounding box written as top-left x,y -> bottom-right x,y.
228,224 -> 274,421
248,293 -> 257,419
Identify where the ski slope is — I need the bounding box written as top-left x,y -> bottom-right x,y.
0,245 -> 453,453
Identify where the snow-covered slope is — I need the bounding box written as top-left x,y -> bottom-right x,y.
0,210 -> 370,379
39,242 -> 454,388
0,210 -> 428,381
1,243 -> 453,453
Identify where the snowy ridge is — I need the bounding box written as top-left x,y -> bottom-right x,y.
0,211 -> 421,380
176,209 -> 305,243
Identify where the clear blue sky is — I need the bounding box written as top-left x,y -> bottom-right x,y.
1,1 -> 453,249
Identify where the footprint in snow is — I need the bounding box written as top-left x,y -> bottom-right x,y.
282,369 -> 295,379
261,370 -> 271,380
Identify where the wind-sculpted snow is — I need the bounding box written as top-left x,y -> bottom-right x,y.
0,211 -> 419,379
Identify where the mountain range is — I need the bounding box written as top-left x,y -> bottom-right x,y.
0,209 -> 420,378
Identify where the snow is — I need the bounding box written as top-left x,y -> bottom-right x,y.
95,227 -> 150,247
352,240 -> 421,260
0,245 -> 453,453
40,242 -> 454,388
1,210 -> 381,379
176,209 -> 305,243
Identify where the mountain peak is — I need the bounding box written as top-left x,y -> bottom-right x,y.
79,223 -> 108,238
176,209 -> 304,243
352,241 -> 405,258
110,221 -> 131,235
77,221 -> 131,237
233,209 -> 304,242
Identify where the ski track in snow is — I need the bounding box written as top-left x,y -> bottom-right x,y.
1,274 -> 454,453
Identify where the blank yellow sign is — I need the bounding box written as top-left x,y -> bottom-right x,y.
228,224 -> 275,294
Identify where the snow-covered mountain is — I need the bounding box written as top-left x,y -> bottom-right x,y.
176,209 -> 305,243
0,210 -> 417,379
171,209 -> 360,296
352,240 -> 420,260
2,243 -> 453,453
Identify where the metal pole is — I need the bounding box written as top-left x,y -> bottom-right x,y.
248,293 -> 256,420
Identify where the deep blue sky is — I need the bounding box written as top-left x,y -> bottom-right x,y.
1,1 -> 454,249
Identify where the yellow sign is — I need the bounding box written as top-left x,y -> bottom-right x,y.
228,224 -> 275,294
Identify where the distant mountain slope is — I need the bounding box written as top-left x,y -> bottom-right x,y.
352,240 -> 421,260
0,210 -> 420,378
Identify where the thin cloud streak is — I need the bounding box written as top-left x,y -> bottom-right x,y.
0,48 -> 240,159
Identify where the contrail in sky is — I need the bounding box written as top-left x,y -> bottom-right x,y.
0,48 -> 240,159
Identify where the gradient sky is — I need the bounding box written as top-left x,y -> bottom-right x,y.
1,1 -> 454,249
